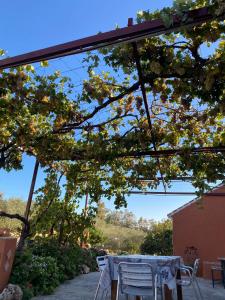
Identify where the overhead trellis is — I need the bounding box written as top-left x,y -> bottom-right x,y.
0,0 -> 225,209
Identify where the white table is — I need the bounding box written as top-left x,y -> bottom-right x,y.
99,255 -> 183,300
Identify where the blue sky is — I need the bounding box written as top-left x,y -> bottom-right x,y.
0,0 -> 198,220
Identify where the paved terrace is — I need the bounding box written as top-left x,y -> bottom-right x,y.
33,272 -> 225,300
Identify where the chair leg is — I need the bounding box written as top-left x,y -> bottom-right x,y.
195,278 -> 203,300
211,269 -> 215,288
221,269 -> 225,289
191,281 -> 200,300
99,290 -> 103,300
154,274 -> 161,300
94,281 -> 101,300
101,289 -> 108,300
154,288 -> 158,300
172,287 -> 177,300
161,285 -> 165,300
154,278 -> 157,300
94,270 -> 104,300
116,278 -> 120,300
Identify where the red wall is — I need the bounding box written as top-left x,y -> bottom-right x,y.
172,185 -> 225,278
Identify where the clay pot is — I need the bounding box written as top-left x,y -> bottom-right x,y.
0,237 -> 17,292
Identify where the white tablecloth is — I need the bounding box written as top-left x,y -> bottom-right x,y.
98,255 -> 181,294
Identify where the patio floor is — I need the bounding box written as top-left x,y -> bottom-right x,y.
32,272 -> 225,300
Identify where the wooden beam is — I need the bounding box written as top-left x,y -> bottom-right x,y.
0,7 -> 216,69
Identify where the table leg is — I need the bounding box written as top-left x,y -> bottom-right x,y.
164,285 -> 173,300
111,280 -> 117,300
176,269 -> 183,300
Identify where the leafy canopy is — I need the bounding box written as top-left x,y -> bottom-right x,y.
0,0 -> 225,208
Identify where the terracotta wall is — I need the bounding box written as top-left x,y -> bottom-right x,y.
172,186 -> 225,279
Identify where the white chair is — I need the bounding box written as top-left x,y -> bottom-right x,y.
96,256 -> 108,271
94,256 -> 108,300
116,262 -> 158,300
176,258 -> 203,300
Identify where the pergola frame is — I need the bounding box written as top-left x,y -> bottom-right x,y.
1,4 -> 225,214
129,191 -> 225,196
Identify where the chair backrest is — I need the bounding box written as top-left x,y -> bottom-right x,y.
118,262 -> 154,294
96,256 -> 108,271
180,257 -> 185,266
192,258 -> 200,277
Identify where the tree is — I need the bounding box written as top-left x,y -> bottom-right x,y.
0,0 -> 225,248
122,210 -> 137,228
138,217 -> 154,232
0,194 -> 26,236
140,219 -> 173,255
104,209 -> 137,228
31,170 -> 96,246
96,201 -> 108,222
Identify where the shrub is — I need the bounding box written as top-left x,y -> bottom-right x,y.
140,219 -> 173,256
58,245 -> 83,279
10,250 -> 34,299
10,238 -> 100,300
29,256 -> 59,295
31,238 -> 84,280
79,248 -> 98,271
88,227 -> 105,247
10,250 -> 60,298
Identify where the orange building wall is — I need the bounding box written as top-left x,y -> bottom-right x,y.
172,185 -> 225,278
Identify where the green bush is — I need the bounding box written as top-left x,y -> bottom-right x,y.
140,219 -> 173,256
29,256 -> 59,295
10,238 -> 100,300
20,286 -> 34,300
31,238 -> 84,280
80,248 -> 98,271
10,250 -> 34,299
10,250 -> 60,298
88,227 -> 105,247
58,245 -> 83,280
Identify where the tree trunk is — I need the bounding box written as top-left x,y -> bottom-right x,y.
17,159 -> 39,251
58,220 -> 64,245
81,193 -> 89,248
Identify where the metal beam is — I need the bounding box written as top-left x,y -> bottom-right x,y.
132,39 -> 167,192
138,176 -> 194,181
129,191 -> 196,195
128,191 -> 225,196
116,146 -> 225,158
24,159 -> 39,220
62,146 -> 225,161
0,7 -> 216,69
